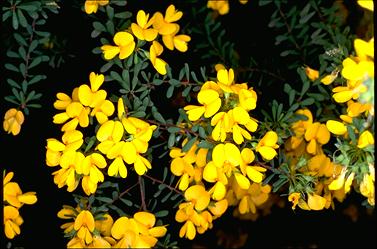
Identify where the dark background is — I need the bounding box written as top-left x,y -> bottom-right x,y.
1,1 -> 376,248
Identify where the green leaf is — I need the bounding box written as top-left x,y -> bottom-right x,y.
182,86 -> 191,98
154,210 -> 169,218
161,192 -> 173,203
18,46 -> 27,59
27,103 -> 41,108
5,63 -> 19,72
17,9 -> 27,28
29,40 -> 39,53
167,127 -> 180,133
153,111 -> 166,124
197,140 -> 213,149
14,33 -> 27,46
100,61 -> 113,73
182,137 -> 197,152
6,79 -> 20,89
29,57 -> 43,69
119,198 -> 133,207
93,21 -> 106,32
21,80 -> 28,93
106,5 -> 114,19
28,75 -> 46,85
12,11 -> 19,30
301,98 -> 315,106
6,50 -> 20,58
19,63 -> 26,76
105,20 -> 114,35
288,90 -> 295,106
168,79 -> 181,86
12,88 -> 21,101
166,85 -> 174,98
96,197 -> 113,203
4,96 -> 19,105
3,10 -> 12,22
110,71 -> 122,82
168,133 -> 176,148
115,11 -> 132,19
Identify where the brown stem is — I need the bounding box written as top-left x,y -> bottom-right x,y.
138,176 -> 147,211
143,174 -> 183,196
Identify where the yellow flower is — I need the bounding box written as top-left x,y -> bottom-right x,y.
328,169 -> 347,191
4,205 -> 24,239
131,10 -> 158,41
326,120 -> 347,135
54,92 -> 72,110
291,109 -> 313,137
207,0 -> 229,15
78,153 -> 107,195
217,68 -> 235,92
320,70 -> 339,85
354,38 -> 374,60
184,88 -> 221,121
101,31 -> 136,60
179,220 -> 196,240
149,41 -> 168,75
3,108 -> 24,135
78,72 -> 106,107
307,194 -> 327,210
240,148 -> 266,183
122,116 -> 156,153
211,112 -> 231,142
95,213 -> 114,237
341,57 -> 374,82
229,107 -> 257,144
84,0 -> 109,14
161,24 -> 191,52
357,130 -> 374,148
3,171 -> 37,208
152,5 -> 183,35
357,0 -> 374,12
74,210 -> 96,244
184,185 -> 210,211
304,66 -> 319,81
360,165 -> 375,205
237,87 -> 257,111
304,122 -> 330,155
256,131 -> 279,161
53,150 -> 84,191
53,102 -> 90,132
288,192 -> 301,210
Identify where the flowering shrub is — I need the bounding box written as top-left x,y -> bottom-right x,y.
2,0 -> 374,248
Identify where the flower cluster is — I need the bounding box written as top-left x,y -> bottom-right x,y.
3,171 -> 37,239
207,0 -> 249,15
101,4 -> 190,75
46,72 -> 156,195
3,108 -> 25,136
58,205 -> 167,248
84,0 -> 109,14
169,66 -> 279,239
287,2 -> 374,209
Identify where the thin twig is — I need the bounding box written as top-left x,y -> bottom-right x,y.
138,176 -> 147,211
143,174 -> 183,195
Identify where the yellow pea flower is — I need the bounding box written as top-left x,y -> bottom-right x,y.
78,72 -> 106,107
357,130 -> 374,148
207,0 -> 229,15
211,111 -> 231,142
217,68 -> 235,92
161,24 -> 191,52
4,205 -> 24,239
95,213 -> 114,237
320,70 -> 339,85
122,116 -> 157,153
184,89 -> 221,121
133,154 -> 152,175
357,0 -> 374,12
74,210 -> 96,244
288,192 -> 301,210
152,5 -> 183,35
79,153 -> 107,195
179,220 -> 196,240
149,41 -> 168,75
84,0 -> 108,14
307,193 -> 327,210
3,171 -> 37,208
54,92 -> 72,110
341,58 -> 374,82
101,31 -> 136,60
328,169 -> 347,191
3,108 -> 24,136
212,143 -> 243,170
240,148 -> 266,183
131,10 -> 158,41
354,38 -> 374,60
326,120 -> 347,135
304,122 -> 330,155
184,185 -> 210,211
54,150 -> 85,192
291,108 -> 313,137
304,66 -> 319,81
256,131 -> 279,161
237,87 -> 257,111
